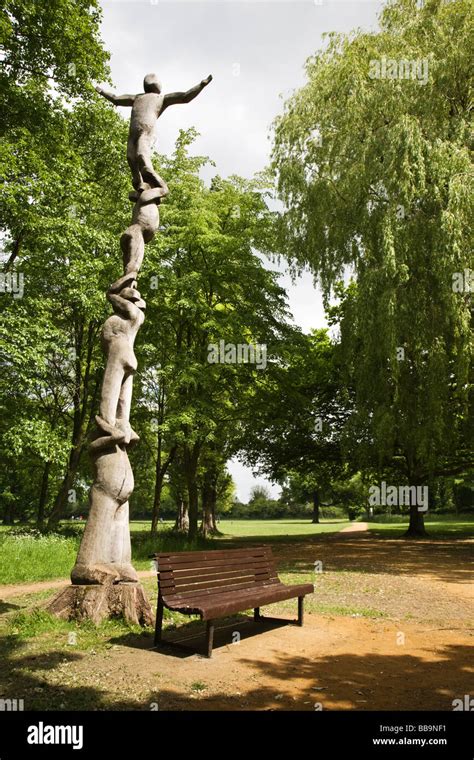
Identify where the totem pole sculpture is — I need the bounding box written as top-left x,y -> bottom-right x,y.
49,72 -> 212,625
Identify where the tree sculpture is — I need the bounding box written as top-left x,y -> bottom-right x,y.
49,72 -> 212,624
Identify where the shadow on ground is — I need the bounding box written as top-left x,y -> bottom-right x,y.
270,533 -> 474,587
0,617 -> 471,711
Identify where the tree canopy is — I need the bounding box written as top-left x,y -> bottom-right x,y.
272,0 -> 473,534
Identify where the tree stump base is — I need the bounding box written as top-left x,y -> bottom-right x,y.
46,583 -> 154,627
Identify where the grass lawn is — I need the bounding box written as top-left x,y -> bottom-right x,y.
0,515 -> 472,585
0,519 -> 350,584
0,532 -> 81,584
215,518 -> 349,540
367,514 -> 474,538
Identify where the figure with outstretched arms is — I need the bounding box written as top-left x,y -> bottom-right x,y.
96,72 -> 212,191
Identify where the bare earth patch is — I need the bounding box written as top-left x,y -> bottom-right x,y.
67,614 -> 473,711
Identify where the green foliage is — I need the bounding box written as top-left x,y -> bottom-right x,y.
1,0 -> 109,99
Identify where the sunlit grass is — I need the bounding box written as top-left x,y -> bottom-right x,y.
0,516 -> 472,585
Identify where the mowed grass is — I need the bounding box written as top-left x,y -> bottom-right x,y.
0,519 -> 348,584
367,514 -> 474,539
0,516 -> 472,585
215,518 -> 349,541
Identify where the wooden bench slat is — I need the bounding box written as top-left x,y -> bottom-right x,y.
155,547 -> 271,561
164,578 -> 278,602
160,570 -> 272,596
158,562 -> 274,585
197,583 -> 314,620
157,558 -> 274,574
166,581 -> 314,617
158,557 -> 269,573
158,558 -> 273,579
157,547 -> 271,559
166,580 -> 277,602
159,566 -> 271,587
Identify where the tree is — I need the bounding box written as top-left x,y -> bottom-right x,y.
138,130 -> 296,539
238,329 -> 351,519
1,0 -> 110,269
280,470 -> 332,524
199,446 -> 234,536
0,99 -> 131,528
272,0 -> 473,536
0,0 -> 114,528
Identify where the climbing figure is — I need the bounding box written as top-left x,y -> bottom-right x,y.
96,72 -> 212,191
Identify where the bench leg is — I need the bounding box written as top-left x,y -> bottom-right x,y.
206,620 -> 215,658
298,596 -> 304,627
154,594 -> 164,646
254,607 -> 261,622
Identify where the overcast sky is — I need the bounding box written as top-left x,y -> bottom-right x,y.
99,0 -> 384,501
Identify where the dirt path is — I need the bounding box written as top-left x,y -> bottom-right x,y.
338,522 -> 368,533
0,570 -> 155,600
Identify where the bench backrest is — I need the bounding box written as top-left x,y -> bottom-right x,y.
154,546 -> 279,603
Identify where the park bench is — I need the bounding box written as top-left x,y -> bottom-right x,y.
151,546 -> 314,657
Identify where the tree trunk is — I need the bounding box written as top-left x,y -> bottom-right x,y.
187,478 -> 199,540
200,471 -> 214,537
210,483 -> 219,533
151,467 -> 164,534
201,507 -> 214,536
174,494 -> 189,533
403,484 -> 428,538
48,583 -> 153,627
183,444 -> 200,540
47,445 -> 83,530
201,470 -> 220,536
151,443 -> 176,533
312,489 -> 320,524
37,461 -> 51,530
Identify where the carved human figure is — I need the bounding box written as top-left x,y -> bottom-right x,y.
96,72 -> 212,191
71,284 -> 146,585
92,282 -> 146,452
71,444 -> 137,585
117,176 -> 168,285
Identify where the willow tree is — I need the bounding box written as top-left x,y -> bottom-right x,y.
272,0 -> 473,536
